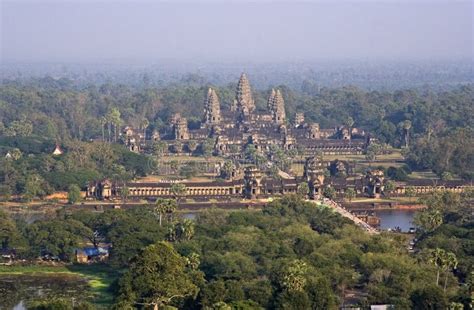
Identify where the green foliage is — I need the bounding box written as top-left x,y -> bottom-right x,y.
115,242 -> 198,308
410,285 -> 448,310
0,210 -> 24,250
323,186 -> 336,199
344,188 -> 356,202
67,184 -> 82,204
26,219 -> 93,261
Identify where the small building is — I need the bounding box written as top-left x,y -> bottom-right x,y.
52,144 -> 63,156
75,247 -> 109,264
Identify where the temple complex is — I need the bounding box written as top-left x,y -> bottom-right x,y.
100,73 -> 474,204
123,73 -> 368,156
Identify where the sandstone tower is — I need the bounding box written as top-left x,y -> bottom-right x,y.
204,88 -> 221,125
174,116 -> 190,140
234,73 -> 255,116
272,89 -> 286,125
267,89 -> 276,113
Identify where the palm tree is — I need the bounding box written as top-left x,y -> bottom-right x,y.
100,116 -> 107,142
443,252 -> 458,292
427,209 -> 443,232
429,248 -> 446,286
154,198 -> 176,226
177,219 -> 195,241
141,118 -> 149,141
402,120 -> 412,148
107,107 -> 121,143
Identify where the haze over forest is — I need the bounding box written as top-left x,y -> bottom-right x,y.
1,0 -> 473,89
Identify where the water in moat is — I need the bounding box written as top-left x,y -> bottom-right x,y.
376,209 -> 417,232
182,209 -> 417,232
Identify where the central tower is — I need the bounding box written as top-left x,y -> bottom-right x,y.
234,73 -> 255,116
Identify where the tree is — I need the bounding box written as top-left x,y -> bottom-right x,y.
115,242 -> 198,308
220,161 -> 235,180
414,208 -> 443,233
410,285 -> 447,310
141,118 -> 149,140
443,252 -> 457,292
154,198 -> 178,226
202,138 -> 215,157
297,182 -> 309,198
100,116 -> 107,142
24,174 -> 50,201
170,183 -> 187,202
365,143 -> 382,163
107,107 -> 121,143
280,260 -> 308,292
153,141 -> 168,158
402,120 -> 412,148
27,219 -> 92,261
187,140 -> 198,154
67,184 -> 82,204
344,188 -> 356,202
428,248 -> 445,286
120,186 -> 129,203
323,187 -> 336,200
384,181 -> 396,196
176,219 -> 195,241
0,211 -> 22,250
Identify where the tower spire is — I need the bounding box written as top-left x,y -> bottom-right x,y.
204,87 -> 221,125
272,89 -> 286,125
235,73 -> 255,115
267,88 -> 276,113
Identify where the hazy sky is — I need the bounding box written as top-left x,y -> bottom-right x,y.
1,0 -> 473,63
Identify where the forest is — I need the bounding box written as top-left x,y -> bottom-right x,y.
0,193 -> 472,309
0,77 -> 472,201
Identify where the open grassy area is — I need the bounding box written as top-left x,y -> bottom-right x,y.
0,264 -> 118,307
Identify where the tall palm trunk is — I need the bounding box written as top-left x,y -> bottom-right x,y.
436,269 -> 440,286
107,123 -> 112,143
444,272 -> 448,292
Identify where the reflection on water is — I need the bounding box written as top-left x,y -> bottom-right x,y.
0,274 -> 90,310
376,209 -> 416,232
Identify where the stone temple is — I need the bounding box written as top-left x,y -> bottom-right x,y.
123,73 -> 369,156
